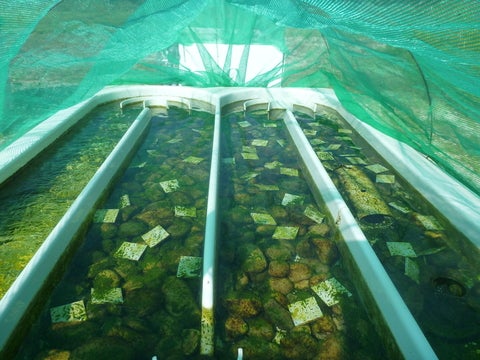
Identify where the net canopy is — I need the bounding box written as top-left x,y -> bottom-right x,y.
1,0 -> 479,194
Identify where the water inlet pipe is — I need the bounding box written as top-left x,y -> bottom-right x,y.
282,109 -> 438,360
0,108 -> 152,356
200,99 -> 221,356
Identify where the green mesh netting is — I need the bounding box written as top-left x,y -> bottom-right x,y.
1,0 -> 479,195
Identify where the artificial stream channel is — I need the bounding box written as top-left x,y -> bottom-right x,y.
0,103 -> 138,298
293,105 -> 480,359
14,104 -> 388,359
7,99 -> 480,359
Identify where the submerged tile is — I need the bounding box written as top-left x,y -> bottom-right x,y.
388,201 -> 411,214
327,144 -> 341,151
376,174 -> 395,184
183,156 -> 204,164
272,226 -> 299,240
414,214 -> 444,231
338,128 -> 352,134
276,140 -> 286,147
288,297 -> 323,326
93,209 -> 119,223
175,206 -> 197,218
238,121 -> 252,128
265,161 -> 282,169
310,139 -> 325,146
281,193 -> 304,206
311,278 -> 352,306
346,157 -> 367,165
167,138 -> 183,144
304,205 -> 325,224
263,123 -> 278,128
255,184 -> 280,191
251,139 -> 268,147
366,163 -> 388,174
142,225 -> 170,247
50,300 -> 87,323
114,242 -> 147,261
387,242 -> 416,257
241,172 -> 260,181
242,145 -> 257,153
131,161 -> 147,168
241,152 -> 259,160
160,179 -> 180,193
303,129 -> 317,136
251,213 -> 277,225
119,194 -> 131,208
316,151 -> 334,161
222,157 -> 236,165
91,288 -> 124,304
405,258 -> 420,284
177,256 -> 202,278
280,167 -> 299,177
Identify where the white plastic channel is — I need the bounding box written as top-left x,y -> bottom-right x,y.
283,110 -> 438,360
200,99 -> 221,356
0,108 -> 152,354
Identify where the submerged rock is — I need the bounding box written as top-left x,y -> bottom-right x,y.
181,328 -> 200,355
224,297 -> 263,318
118,220 -> 148,238
239,244 -> 267,274
70,337 -> 135,360
264,299 -> 294,330
161,276 -> 200,325
246,317 -> 275,341
93,269 -> 121,290
268,260 -> 290,277
311,238 -> 339,265
225,316 -> 249,339
265,244 -> 293,261
288,262 -> 311,283
269,277 -> 294,295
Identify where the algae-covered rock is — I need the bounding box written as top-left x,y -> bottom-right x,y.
307,223 -> 330,237
269,277 -> 294,295
270,205 -> 288,221
310,315 -> 336,339
161,276 -> 200,325
135,208 -> 173,228
295,239 -> 314,258
48,321 -> 99,350
264,299 -> 294,330
240,244 -> 267,274
317,335 -> 345,359
123,288 -> 161,318
229,205 -> 251,225
224,297 -> 263,318
280,330 -> 320,360
182,328 -> 200,355
288,262 -> 311,283
225,316 -> 249,339
93,269 -> 121,290
35,349 -> 70,360
70,337 -> 135,360
167,219 -> 192,239
246,317 -> 275,341
118,220 -> 148,238
311,238 -> 339,265
98,223 -> 118,239
268,260 -> 290,277
169,191 -> 194,206
265,244 -> 293,261
255,224 -> 276,237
